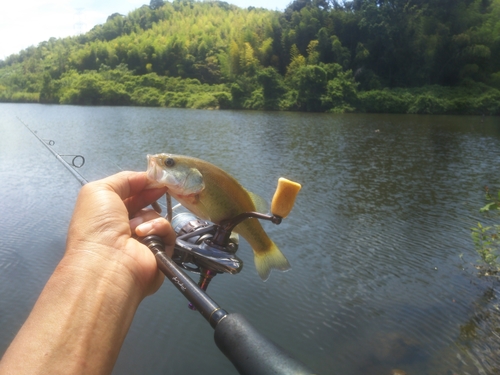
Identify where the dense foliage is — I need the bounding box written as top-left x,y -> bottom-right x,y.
1,0 -> 500,114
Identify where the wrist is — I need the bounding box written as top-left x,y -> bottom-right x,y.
64,229 -> 163,296
59,244 -> 148,303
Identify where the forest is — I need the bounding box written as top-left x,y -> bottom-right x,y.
0,0 -> 499,114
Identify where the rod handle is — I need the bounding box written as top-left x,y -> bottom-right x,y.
214,313 -> 314,375
271,178 -> 302,218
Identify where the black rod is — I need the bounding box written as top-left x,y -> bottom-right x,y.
20,120 -> 223,325
22,121 -> 315,374
142,235 -> 228,328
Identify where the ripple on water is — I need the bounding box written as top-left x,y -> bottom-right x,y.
0,248 -> 22,274
3,107 -> 500,374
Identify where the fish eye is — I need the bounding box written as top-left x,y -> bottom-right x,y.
164,158 -> 175,167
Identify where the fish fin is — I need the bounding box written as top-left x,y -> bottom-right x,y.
247,191 -> 268,214
253,241 -> 291,281
185,195 -> 212,222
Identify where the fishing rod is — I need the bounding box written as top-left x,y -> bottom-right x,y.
21,120 -> 314,375
19,118 -> 88,186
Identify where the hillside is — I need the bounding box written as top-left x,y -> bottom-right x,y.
1,0 -> 499,114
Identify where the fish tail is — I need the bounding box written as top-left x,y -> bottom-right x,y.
253,241 -> 291,281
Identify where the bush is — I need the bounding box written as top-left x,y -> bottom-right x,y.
10,92 -> 39,103
279,89 -> 299,111
164,92 -> 189,108
357,90 -> 411,114
321,70 -> 358,113
450,97 -> 475,115
73,73 -> 104,105
137,73 -> 166,90
292,65 -> 328,112
473,91 -> 500,115
243,89 -> 264,110
131,87 -> 163,106
100,82 -> 131,105
59,88 -> 80,104
213,92 -> 232,109
188,93 -> 219,109
408,94 -> 450,114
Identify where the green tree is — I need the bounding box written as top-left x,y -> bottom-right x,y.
257,67 -> 286,110
39,72 -> 56,103
150,0 -> 165,10
1,0 -> 500,113
320,63 -> 358,112
292,64 -> 328,111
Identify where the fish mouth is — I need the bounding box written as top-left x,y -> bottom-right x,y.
146,154 -> 173,189
146,154 -> 187,194
146,154 -> 161,183
146,153 -> 205,196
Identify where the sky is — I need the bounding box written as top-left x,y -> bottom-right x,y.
0,0 -> 291,60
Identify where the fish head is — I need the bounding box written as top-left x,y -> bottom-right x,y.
147,153 -> 205,196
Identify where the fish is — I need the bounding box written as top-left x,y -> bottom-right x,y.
146,153 -> 290,280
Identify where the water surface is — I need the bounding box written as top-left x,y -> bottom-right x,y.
1,104 -> 500,374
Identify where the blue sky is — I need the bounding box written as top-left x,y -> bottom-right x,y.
0,0 -> 291,60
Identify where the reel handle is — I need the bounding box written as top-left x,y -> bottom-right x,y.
271,178 -> 302,218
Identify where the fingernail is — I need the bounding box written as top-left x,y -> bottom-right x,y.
129,216 -> 144,228
136,221 -> 153,235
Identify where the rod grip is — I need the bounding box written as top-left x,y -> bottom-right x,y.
271,178 -> 302,218
214,313 -> 314,375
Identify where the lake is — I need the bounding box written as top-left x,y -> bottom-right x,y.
1,103 -> 500,375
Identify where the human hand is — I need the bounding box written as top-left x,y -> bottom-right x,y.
0,172 -> 176,375
65,171 -> 176,299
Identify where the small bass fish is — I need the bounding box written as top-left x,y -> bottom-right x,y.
146,153 -> 290,280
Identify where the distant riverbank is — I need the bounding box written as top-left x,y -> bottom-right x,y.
1,70 -> 499,116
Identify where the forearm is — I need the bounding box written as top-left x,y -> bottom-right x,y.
0,254 -> 143,375
0,172 -> 173,374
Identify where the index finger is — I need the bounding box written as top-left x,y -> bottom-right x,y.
99,171 -> 151,200
94,171 -> 167,216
